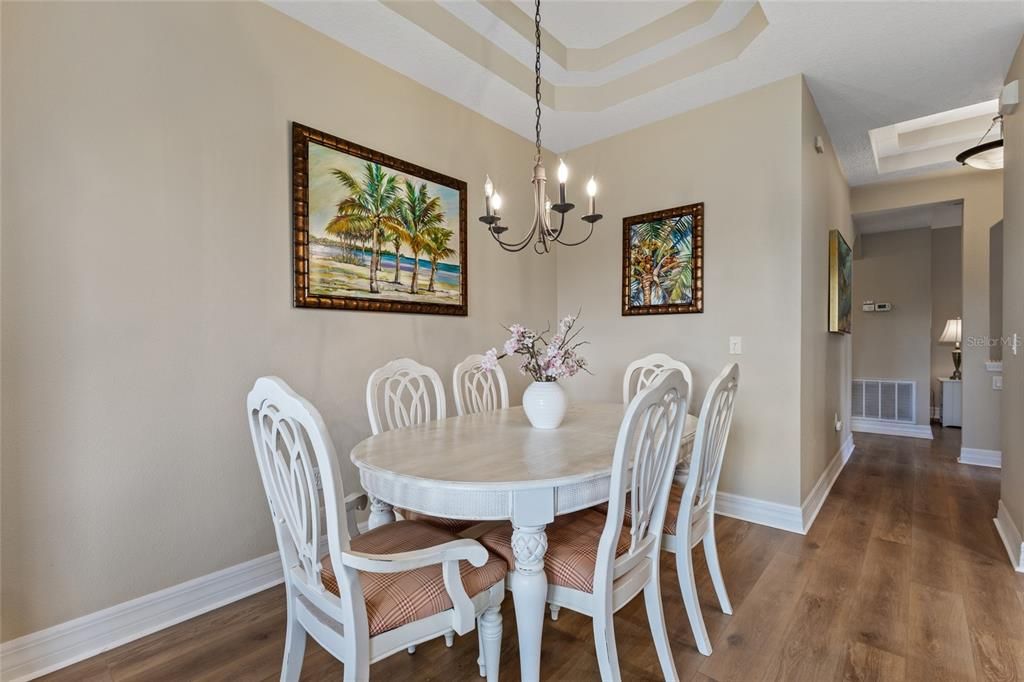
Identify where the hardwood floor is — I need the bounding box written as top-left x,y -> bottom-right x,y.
43,428 -> 1024,681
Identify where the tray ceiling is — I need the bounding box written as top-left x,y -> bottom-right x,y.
270,0 -> 1024,185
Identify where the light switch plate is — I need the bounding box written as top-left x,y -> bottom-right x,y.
729,337 -> 742,355
993,375 -> 1003,390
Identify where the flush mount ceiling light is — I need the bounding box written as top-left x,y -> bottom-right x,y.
478,0 -> 603,254
956,115 -> 1003,170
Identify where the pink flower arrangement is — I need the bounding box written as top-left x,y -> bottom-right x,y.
482,313 -> 589,383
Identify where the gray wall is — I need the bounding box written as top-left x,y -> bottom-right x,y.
852,229 -> 933,425
1000,37 -> 1024,543
851,171 -> 1003,453
931,226 -> 963,412
990,222 -> 1003,363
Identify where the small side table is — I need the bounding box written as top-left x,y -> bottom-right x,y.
940,378 -> 962,427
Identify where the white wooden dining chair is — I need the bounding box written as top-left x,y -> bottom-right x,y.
622,352 -> 694,407
366,358 -> 479,539
480,370 -> 690,681
661,363 -> 739,656
247,377 -> 506,682
452,354 -> 509,416
366,358 -> 447,436
622,352 -> 696,475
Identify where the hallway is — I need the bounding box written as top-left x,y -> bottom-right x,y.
42,429 -> 1024,682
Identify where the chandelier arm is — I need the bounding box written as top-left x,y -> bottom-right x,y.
550,220 -> 595,247
490,224 -> 539,252
546,208 -> 567,241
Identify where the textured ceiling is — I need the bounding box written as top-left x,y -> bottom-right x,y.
270,0 -> 1024,186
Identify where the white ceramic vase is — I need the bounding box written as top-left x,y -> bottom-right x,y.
523,381 -> 567,429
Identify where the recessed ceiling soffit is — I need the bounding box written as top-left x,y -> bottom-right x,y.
380,0 -> 768,113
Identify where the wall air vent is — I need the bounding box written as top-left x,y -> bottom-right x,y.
852,379 -> 915,423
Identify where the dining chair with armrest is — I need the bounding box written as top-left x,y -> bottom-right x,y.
248,376 -> 505,681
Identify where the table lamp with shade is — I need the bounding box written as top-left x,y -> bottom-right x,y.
939,317 -> 963,380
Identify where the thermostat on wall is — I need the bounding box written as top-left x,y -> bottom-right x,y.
875,302 -> 893,312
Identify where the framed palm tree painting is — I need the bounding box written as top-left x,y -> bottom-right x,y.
622,203 -> 704,316
828,229 -> 852,333
292,122 -> 467,315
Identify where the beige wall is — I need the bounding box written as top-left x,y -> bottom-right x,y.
852,229 -> 933,425
799,80 -> 854,499
851,170 -> 1003,453
0,1 -> 557,640
1001,37 -> 1024,537
555,76 -> 805,506
931,227 -> 963,412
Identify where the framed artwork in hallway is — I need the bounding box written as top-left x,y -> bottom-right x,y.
622,202 -> 704,316
829,228 -> 852,333
292,122 -> 468,315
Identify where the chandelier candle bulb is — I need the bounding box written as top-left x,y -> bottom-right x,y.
557,159 -> 568,203
491,192 -> 502,218
586,177 -> 597,216
483,175 -> 494,217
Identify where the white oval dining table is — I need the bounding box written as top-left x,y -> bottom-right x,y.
350,402 -> 697,682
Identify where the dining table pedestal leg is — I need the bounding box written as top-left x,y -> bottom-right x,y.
510,523 -> 548,682
367,495 -> 396,529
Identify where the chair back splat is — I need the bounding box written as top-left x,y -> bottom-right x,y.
600,369 -> 690,591
453,354 -> 509,416
366,358 -> 447,435
680,363 -> 740,535
622,352 -> 694,408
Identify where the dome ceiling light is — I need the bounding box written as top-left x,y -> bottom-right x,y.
956,115 -> 1003,170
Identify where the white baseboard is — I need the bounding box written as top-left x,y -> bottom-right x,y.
993,500 -> 1024,573
716,492 -> 804,534
0,553 -> 285,682
800,434 -> 855,532
958,447 -> 1002,468
850,418 -> 933,440
0,520 -> 376,682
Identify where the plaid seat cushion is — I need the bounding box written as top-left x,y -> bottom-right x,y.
478,509 -> 632,593
320,520 -> 507,637
397,508 -> 481,534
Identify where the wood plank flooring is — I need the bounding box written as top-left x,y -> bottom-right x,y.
43,427 -> 1024,681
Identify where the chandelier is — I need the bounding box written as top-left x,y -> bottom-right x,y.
478,0 -> 603,254
956,114 -> 1004,170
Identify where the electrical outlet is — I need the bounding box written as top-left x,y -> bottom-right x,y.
729,337 -> 742,355
993,375 -> 1003,391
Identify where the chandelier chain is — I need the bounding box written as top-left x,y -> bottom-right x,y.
975,114 -> 1002,147
480,0 -> 601,252
534,0 -> 542,163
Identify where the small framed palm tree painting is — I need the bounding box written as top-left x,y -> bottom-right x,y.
622,203 -> 704,316
828,229 -> 852,333
292,122 -> 467,315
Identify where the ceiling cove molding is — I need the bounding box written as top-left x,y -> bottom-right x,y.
479,0 -> 722,73
381,0 -> 768,113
